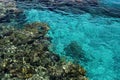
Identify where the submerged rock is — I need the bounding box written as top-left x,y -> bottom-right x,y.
64,41 -> 90,63
0,22 -> 87,80
0,0 -> 16,19
0,0 -> 25,24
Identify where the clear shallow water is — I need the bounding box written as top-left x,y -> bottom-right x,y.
25,9 -> 120,80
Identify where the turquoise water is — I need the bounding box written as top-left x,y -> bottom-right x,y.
100,0 -> 120,7
25,9 -> 120,80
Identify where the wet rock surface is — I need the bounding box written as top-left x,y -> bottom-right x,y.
0,22 -> 87,80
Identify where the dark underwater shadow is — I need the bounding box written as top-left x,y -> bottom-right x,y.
64,41 -> 91,64
15,0 -> 120,18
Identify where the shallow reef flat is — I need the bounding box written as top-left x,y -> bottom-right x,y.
0,22 -> 87,80
1,0 -> 120,80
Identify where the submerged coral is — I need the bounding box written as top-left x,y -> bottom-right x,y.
64,41 -> 89,63
0,0 -> 16,19
0,22 -> 87,80
0,0 -> 25,24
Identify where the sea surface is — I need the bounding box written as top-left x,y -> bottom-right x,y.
25,8 -> 120,80
1,0 -> 120,80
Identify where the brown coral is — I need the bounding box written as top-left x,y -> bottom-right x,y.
0,22 -> 87,80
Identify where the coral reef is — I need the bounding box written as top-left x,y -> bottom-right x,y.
0,0 -> 16,19
0,0 -> 25,24
0,22 -> 87,80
